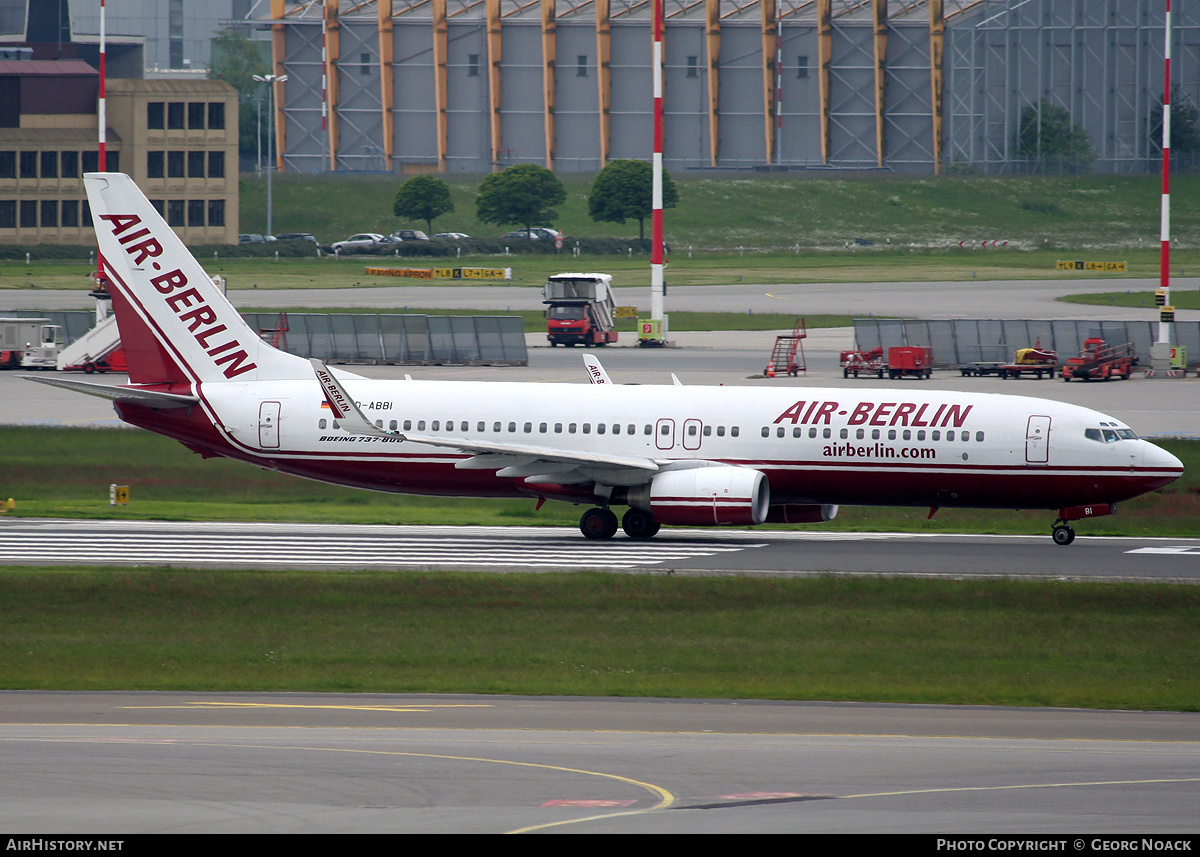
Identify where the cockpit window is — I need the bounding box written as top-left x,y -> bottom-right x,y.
1087,427 -> 1138,443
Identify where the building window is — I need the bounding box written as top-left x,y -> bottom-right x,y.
167,199 -> 185,227
81,151 -> 98,173
207,102 -> 225,130
208,198 -> 224,226
361,53 -> 372,75
19,151 -> 36,178
797,56 -> 809,79
0,151 -> 13,178
82,199 -> 90,223
188,102 -> 205,129
40,200 -> 57,227
150,199 -> 164,216
147,102 -> 165,129
61,151 -> 78,178
167,102 -> 185,130
576,55 -> 588,77
467,54 -> 479,77
167,151 -> 185,178
61,199 -> 78,227
208,151 -> 225,178
188,199 -> 205,226
188,151 -> 205,178
147,151 -> 164,178
686,56 -> 698,78
19,200 -> 35,227
0,200 -> 14,228
105,151 -> 119,172
40,151 -> 57,178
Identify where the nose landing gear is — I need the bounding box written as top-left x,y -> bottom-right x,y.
1051,523 -> 1075,546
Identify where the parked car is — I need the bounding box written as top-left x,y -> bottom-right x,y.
274,232 -> 318,244
330,233 -> 384,253
433,232 -> 470,240
500,227 -> 562,241
238,233 -> 266,244
388,229 -> 429,241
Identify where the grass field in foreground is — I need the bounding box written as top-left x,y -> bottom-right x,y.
1,569 -> 1196,709
1,428 -> 1196,538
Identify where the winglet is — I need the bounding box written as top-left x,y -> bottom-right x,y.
310,358 -> 399,437
582,352 -> 611,385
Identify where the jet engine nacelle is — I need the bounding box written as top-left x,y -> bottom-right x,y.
627,466 -> 769,526
764,503 -> 839,524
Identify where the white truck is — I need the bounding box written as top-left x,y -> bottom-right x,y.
0,318 -> 63,369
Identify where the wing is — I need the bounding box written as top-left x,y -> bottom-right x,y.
23,375 -> 199,409
310,359 -> 660,487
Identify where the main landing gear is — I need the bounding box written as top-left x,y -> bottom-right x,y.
578,507 -> 661,540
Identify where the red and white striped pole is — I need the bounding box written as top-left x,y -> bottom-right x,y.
650,0 -> 666,339
1158,0 -> 1172,346
96,0 -> 107,288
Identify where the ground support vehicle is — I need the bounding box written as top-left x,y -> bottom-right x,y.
960,362 -> 1006,377
840,347 -> 886,378
544,273 -> 619,347
0,318 -> 63,369
1061,338 -> 1137,382
764,319 -> 807,376
887,345 -> 933,379
995,346 -> 1058,380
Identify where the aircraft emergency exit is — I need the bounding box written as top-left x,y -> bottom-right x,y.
28,174 -> 1183,545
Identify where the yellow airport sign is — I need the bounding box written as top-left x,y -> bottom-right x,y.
1055,260 -> 1128,272
366,266 -> 512,280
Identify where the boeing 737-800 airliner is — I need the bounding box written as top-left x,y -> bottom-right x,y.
29,174 -> 1183,545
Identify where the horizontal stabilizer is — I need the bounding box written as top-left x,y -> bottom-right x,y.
23,375 -> 199,409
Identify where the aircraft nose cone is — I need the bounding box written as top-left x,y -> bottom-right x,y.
1143,441 -> 1184,480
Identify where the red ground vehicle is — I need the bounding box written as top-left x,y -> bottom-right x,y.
840,346 -> 886,378
544,273 -> 619,347
1061,338 -> 1137,381
887,345 -> 933,379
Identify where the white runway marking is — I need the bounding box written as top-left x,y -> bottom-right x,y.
0,520 -> 764,569
1126,546 -> 1200,556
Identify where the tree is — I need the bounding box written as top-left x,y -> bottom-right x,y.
393,175 -> 454,234
587,159 -> 679,240
475,164 -> 567,233
1015,100 -> 1096,173
208,28 -> 271,163
1150,88 -> 1200,156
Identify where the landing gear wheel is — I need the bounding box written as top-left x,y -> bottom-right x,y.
580,507 -> 619,540
1052,524 -> 1075,546
621,508 -> 661,540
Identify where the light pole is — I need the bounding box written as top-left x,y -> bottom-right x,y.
252,73 -> 287,237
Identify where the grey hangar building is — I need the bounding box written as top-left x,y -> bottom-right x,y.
256,0 -> 1195,176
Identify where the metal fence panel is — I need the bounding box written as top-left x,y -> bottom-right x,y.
855,318 -> 1200,367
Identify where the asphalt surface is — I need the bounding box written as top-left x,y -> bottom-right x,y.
3,519 -> 1199,580
4,691 -> 1198,834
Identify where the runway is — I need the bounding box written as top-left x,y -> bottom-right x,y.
3,691 -> 1198,833
3,519 -> 1199,581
